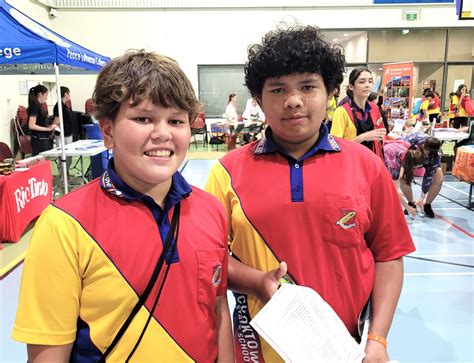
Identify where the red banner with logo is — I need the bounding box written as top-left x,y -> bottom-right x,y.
382,62 -> 414,123
0,160 -> 52,243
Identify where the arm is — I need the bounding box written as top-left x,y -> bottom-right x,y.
364,258 -> 404,362
27,344 -> 73,363
351,128 -> 386,144
214,295 -> 234,362
228,256 -> 287,303
29,115 -> 54,132
394,178 -> 416,218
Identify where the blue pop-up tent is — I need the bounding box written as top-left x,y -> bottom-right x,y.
0,0 -> 110,192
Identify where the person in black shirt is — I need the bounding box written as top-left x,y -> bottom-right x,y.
28,85 -> 54,156
53,86 -> 74,175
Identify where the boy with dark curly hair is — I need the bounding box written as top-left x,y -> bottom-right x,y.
13,50 -> 234,362
206,25 -> 415,362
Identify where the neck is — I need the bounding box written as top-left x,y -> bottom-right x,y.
272,132 -> 319,161
353,95 -> 367,110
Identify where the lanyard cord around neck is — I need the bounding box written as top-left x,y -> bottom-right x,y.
99,203 -> 181,362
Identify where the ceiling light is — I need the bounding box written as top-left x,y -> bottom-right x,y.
333,38 -> 338,42
343,33 -> 349,37
402,29 -> 410,35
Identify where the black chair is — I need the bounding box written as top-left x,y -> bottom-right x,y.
190,127 -> 209,149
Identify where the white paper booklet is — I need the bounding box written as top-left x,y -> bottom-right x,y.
250,284 -> 366,363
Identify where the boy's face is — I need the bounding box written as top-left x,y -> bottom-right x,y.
100,99 -> 190,196
259,72 -> 329,157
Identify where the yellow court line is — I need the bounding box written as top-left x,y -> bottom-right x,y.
0,251 -> 26,278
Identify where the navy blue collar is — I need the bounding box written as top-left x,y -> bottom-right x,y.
350,98 -> 372,114
254,123 -> 341,161
100,158 -> 192,211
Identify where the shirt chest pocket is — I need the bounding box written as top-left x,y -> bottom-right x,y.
196,249 -> 226,306
323,193 -> 369,248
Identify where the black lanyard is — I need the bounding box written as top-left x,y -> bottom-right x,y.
99,203 -> 181,362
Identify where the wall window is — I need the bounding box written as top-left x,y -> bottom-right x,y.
368,29 -> 446,63
198,65 -> 250,117
322,31 -> 367,64
447,29 -> 474,62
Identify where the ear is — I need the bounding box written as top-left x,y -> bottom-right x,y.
99,118 -> 115,149
256,96 -> 263,111
348,84 -> 355,91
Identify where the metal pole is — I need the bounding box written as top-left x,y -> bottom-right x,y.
54,63 -> 68,194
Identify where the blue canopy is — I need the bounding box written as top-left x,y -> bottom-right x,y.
0,0 -> 109,70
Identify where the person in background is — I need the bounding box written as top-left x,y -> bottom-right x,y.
225,93 -> 241,149
368,91 -> 389,133
28,84 -> 55,156
448,92 -> 456,127
384,139 -> 426,218
13,50 -> 234,363
225,93 -> 239,128
331,67 -> 387,159
397,134 -> 443,218
53,86 -> 74,173
206,24 -> 415,363
325,85 -> 339,132
243,96 -> 265,122
420,91 -> 440,124
452,84 -> 470,129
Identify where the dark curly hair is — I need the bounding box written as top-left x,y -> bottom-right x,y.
244,25 -> 345,98
93,50 -> 200,123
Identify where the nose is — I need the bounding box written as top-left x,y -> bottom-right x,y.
283,91 -> 303,109
150,121 -> 172,141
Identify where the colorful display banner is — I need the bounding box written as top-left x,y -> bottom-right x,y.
381,62 -> 414,123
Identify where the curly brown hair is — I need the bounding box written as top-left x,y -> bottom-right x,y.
244,25 -> 345,98
93,50 -> 199,123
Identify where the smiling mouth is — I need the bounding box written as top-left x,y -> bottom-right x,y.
144,150 -> 173,157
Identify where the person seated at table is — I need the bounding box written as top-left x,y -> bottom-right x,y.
396,134 -> 443,218
242,96 -> 265,122
28,85 -> 55,156
330,67 -> 387,159
13,50 -> 233,363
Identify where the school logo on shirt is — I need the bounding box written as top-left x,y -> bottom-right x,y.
212,264 -> 222,287
336,210 -> 356,230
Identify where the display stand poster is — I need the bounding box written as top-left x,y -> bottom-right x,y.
382,62 -> 414,123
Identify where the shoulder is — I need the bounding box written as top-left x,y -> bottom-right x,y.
53,179 -> 104,215
332,137 -> 383,169
28,103 -> 40,115
187,186 -> 227,220
220,142 -> 256,165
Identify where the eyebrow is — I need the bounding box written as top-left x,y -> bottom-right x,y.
265,77 -> 323,87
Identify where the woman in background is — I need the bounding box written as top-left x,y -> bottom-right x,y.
225,93 -> 239,128
452,84 -> 469,129
330,67 -> 386,159
28,85 -> 55,155
225,93 -> 240,149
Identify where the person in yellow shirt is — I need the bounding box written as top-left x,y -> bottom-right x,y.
452,84 -> 469,129
330,68 -> 386,159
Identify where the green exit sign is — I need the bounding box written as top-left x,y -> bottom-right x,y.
403,10 -> 421,21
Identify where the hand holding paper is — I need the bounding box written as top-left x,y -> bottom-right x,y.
250,284 -> 366,363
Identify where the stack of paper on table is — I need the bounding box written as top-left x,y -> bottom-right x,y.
250,284 -> 366,363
